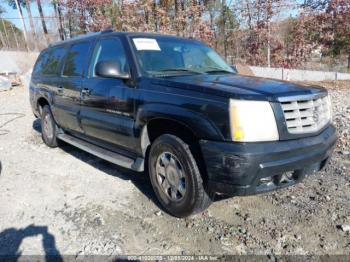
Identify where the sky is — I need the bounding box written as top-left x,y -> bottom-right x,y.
0,1 -> 54,31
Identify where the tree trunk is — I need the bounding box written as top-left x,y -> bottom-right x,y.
68,10 -> 72,38
52,1 -> 59,37
14,0 -> 29,51
174,0 -> 178,35
0,28 -> 6,49
25,0 -> 38,50
174,0 -> 178,16
1,19 -> 10,48
53,0 -> 65,40
180,0 -> 185,37
152,0 -> 158,32
57,1 -> 65,40
9,22 -> 20,49
267,19 -> 271,67
36,0 -> 48,44
222,0 -> 227,60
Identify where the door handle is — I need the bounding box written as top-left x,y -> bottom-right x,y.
57,86 -> 63,94
81,88 -> 91,96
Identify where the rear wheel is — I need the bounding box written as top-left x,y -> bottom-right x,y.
148,134 -> 213,217
41,105 -> 59,148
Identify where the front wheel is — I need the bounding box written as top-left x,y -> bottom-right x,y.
148,134 -> 213,217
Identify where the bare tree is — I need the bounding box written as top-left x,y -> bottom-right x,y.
52,0 -> 65,40
10,0 -> 30,50
36,0 -> 48,43
24,0 -> 38,49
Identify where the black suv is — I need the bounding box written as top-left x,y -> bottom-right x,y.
30,31 -> 337,217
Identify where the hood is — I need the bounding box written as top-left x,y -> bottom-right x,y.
152,74 -> 326,101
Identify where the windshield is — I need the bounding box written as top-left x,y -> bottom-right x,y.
131,37 -> 234,76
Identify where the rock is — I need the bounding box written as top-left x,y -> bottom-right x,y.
294,234 -> 301,240
155,211 -> 162,216
162,243 -> 170,249
342,150 -> 350,155
338,225 -> 350,232
93,213 -> 105,226
244,214 -> 252,222
207,226 -> 214,233
331,213 -> 338,221
239,227 -> 247,234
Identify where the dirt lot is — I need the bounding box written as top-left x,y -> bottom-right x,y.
0,82 -> 349,258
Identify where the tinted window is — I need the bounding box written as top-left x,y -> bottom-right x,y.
41,47 -> 66,76
33,51 -> 49,76
63,42 -> 91,77
90,38 -> 129,77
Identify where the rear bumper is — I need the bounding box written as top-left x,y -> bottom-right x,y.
200,125 -> 337,196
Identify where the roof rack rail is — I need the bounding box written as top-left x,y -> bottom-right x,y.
48,29 -> 114,48
101,28 -> 113,34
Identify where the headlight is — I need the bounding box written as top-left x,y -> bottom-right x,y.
229,99 -> 279,142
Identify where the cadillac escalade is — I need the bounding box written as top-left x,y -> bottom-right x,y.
29,30 -> 337,217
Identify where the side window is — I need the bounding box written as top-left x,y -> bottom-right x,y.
33,51 -> 49,76
62,42 -> 90,77
90,38 -> 129,77
41,47 -> 66,76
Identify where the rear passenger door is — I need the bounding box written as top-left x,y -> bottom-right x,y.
80,37 -> 137,151
53,41 -> 92,133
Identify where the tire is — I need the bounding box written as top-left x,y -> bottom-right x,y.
148,134 -> 213,217
41,105 -> 59,148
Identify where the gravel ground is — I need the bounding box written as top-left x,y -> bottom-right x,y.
0,82 -> 349,258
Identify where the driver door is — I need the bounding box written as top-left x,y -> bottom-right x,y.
79,36 -> 137,151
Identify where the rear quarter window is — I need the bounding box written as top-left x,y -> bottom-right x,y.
33,47 -> 66,77
33,51 -> 48,76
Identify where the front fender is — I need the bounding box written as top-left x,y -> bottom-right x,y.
135,103 -> 224,141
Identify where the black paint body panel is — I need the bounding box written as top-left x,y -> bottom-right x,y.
201,125 -> 337,195
29,32 -> 336,196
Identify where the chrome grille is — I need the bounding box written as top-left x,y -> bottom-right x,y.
280,95 -> 331,134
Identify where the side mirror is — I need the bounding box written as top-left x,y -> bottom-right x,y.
231,65 -> 238,73
95,61 -> 130,79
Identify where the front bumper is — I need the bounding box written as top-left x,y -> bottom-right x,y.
200,125 -> 337,196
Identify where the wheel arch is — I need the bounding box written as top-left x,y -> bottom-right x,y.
37,96 -> 49,110
35,89 -> 54,116
141,117 -> 199,156
139,116 -> 211,184
136,104 -> 223,153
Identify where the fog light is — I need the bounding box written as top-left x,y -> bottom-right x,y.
259,176 -> 273,186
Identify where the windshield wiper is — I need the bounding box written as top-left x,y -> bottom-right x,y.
157,68 -> 203,74
204,67 -> 235,74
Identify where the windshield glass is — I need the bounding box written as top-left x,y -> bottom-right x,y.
131,37 -> 234,76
